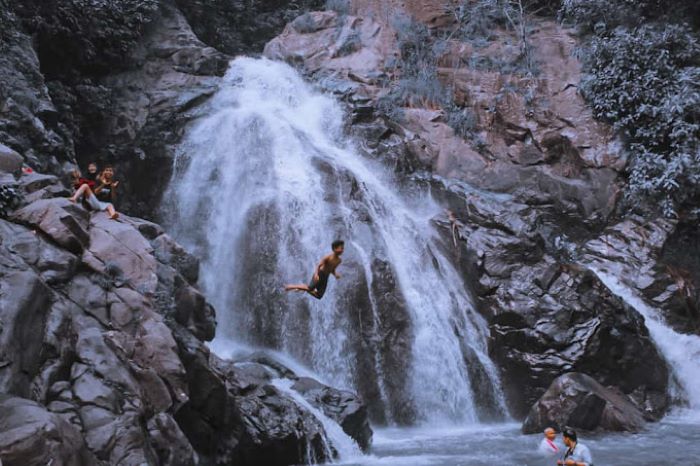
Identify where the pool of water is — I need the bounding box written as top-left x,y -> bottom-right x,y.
338,413 -> 700,466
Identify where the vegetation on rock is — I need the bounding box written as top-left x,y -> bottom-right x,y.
561,0 -> 700,216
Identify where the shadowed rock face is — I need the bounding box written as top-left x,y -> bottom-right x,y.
0,395 -> 97,466
522,372 -> 648,434
0,168 -> 371,465
1,0 -> 325,219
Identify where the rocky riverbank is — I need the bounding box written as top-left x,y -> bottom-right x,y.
0,151 -> 371,465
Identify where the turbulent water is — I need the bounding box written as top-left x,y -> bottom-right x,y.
165,57 -> 507,425
341,419 -> 700,466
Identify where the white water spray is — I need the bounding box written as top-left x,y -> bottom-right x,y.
166,57 -> 506,424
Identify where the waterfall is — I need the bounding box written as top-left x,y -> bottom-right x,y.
165,57 -> 507,425
593,270 -> 700,415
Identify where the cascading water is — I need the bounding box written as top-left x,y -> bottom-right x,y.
592,269 -> 700,416
165,57 -> 507,425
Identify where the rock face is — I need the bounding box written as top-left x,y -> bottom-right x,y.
418,175 -> 671,420
522,372 -> 647,434
0,395 -> 96,466
1,0 -> 327,218
0,167 -> 371,465
264,5 -> 623,224
583,217 -> 699,335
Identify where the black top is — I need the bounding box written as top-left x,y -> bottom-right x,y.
96,181 -> 116,202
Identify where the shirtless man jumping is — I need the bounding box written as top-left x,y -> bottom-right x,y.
284,240 -> 344,300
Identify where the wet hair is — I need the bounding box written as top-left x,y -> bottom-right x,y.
562,428 -> 577,442
331,240 -> 344,250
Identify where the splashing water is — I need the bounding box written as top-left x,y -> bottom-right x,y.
165,57 -> 507,424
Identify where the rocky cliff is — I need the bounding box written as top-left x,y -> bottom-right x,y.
0,149 -> 371,465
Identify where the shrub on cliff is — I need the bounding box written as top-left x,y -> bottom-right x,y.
0,185 -> 21,218
580,25 -> 700,215
564,0 -> 700,216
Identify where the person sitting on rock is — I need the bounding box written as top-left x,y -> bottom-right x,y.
68,165 -> 119,220
71,161 -> 99,191
538,427 -> 561,464
94,165 -> 120,204
284,240 -> 344,300
85,161 -> 99,185
557,428 -> 593,466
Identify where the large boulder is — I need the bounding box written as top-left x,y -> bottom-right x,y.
0,395 -> 95,466
292,376 -> 373,452
0,143 -> 23,175
1,189 -> 371,465
522,372 -> 647,434
11,197 -> 90,253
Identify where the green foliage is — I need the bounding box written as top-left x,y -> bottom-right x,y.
560,0 -> 686,33
0,185 -> 21,218
447,0 -> 510,43
580,24 -> 700,214
444,104 -> 480,140
445,0 -> 539,76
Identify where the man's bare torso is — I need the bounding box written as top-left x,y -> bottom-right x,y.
319,254 -> 342,274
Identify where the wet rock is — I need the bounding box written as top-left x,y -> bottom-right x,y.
292,377 -> 373,451
0,143 -> 23,175
177,0 -> 324,55
522,372 -> 647,434
583,217 -> 699,335
425,176 -> 669,420
0,268 -> 52,397
147,413 -> 198,466
0,395 -> 95,466
11,198 -> 89,253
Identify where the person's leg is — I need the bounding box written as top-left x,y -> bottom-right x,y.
106,204 -> 119,220
69,184 -> 91,202
284,284 -> 311,292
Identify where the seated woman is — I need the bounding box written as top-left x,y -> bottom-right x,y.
69,165 -> 119,220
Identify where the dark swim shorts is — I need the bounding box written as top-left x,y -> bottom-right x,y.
308,271 -> 329,299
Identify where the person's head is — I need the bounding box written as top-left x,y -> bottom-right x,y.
544,427 -> 556,441
101,165 -> 114,180
331,239 -> 345,256
562,427 -> 577,447
87,162 -> 98,174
